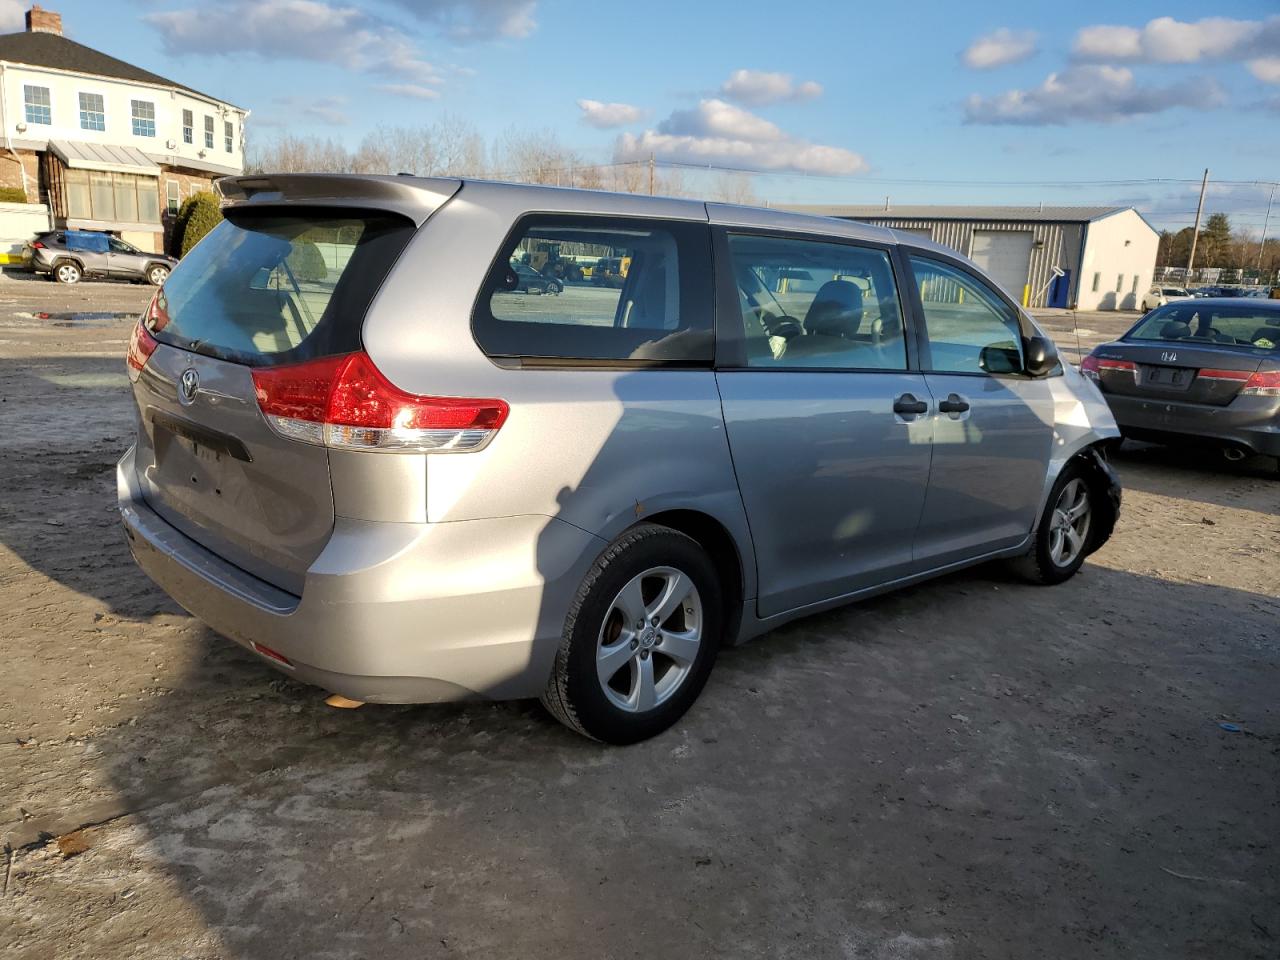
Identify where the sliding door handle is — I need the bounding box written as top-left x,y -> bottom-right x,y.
938,394 -> 970,414
893,393 -> 929,416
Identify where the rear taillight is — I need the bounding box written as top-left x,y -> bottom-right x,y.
1241,370 -> 1280,397
31,240 -> 44,249
1080,355 -> 1136,381
126,320 -> 158,381
1197,368 -> 1252,383
251,352 -> 508,453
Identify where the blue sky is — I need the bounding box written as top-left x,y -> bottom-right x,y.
17,0 -> 1280,231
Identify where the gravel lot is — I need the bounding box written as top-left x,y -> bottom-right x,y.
1,271 -> 1277,959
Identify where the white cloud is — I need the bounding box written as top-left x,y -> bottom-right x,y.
146,0 -> 442,83
961,28 -> 1038,69
377,83 -> 443,100
1248,57 -> 1280,84
615,98 -> 866,176
577,99 -> 646,129
1073,15 -> 1280,64
719,69 -> 822,106
0,0 -> 24,33
382,0 -> 536,40
964,65 -> 1225,125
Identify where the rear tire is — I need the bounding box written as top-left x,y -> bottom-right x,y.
54,261 -> 81,284
1010,463 -> 1098,586
542,524 -> 722,744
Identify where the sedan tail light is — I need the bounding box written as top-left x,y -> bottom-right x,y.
1080,355 -> 1136,381
1241,370 -> 1280,397
251,351 -> 508,453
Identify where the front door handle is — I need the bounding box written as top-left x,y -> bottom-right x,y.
893,393 -> 929,416
938,394 -> 970,414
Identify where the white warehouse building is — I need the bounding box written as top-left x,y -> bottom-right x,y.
783,204 -> 1159,311
0,5 -> 247,253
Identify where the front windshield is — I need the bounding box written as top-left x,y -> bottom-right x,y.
1128,303 -> 1280,351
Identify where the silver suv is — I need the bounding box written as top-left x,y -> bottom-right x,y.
119,175 -> 1121,743
26,230 -> 176,285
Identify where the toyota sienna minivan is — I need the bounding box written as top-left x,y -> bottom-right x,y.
119,174 -> 1121,743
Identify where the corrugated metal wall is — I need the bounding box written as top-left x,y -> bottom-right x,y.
844,217 -> 1081,308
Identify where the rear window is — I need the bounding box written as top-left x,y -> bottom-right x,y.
1129,303 -> 1280,351
147,208 -> 415,366
472,215 -> 713,365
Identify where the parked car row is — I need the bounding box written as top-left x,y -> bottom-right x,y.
23,230 -> 176,286
118,174 -> 1122,745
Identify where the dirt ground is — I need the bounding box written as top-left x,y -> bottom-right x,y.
1,273 -> 1277,959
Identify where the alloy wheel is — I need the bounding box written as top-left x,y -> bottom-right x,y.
596,566 -> 702,713
1049,478 -> 1092,568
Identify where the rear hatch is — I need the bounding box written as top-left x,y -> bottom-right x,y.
130,198 -> 430,594
1093,341 -> 1265,407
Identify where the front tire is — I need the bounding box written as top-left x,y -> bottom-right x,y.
1011,464 -> 1098,585
147,264 -> 170,286
542,524 -> 722,744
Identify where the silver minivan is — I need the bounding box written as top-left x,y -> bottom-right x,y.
119,175 -> 1121,743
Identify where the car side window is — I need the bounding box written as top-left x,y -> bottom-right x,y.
474,216 -> 713,364
726,234 -> 908,370
910,255 -> 1024,375
108,238 -> 133,254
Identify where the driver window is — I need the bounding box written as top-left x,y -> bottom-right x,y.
726,234 -> 907,370
108,237 -> 133,254
910,256 -> 1024,375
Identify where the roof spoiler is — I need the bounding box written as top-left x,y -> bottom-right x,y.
215,173 -> 462,226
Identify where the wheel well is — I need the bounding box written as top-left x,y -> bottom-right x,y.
636,510 -> 745,644
1071,444 -> 1121,555
52,256 -> 83,270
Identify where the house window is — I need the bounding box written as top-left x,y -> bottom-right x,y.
224,120 -> 233,152
131,100 -> 156,137
1091,272 -> 1100,292
204,115 -> 214,149
24,85 -> 51,125
166,180 -> 180,216
64,169 -> 160,223
78,93 -> 105,132
182,109 -> 193,145
1131,275 -> 1139,294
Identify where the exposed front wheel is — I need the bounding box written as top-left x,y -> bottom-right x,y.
1011,465 -> 1098,585
147,264 -> 170,286
54,261 -> 82,284
542,524 -> 721,744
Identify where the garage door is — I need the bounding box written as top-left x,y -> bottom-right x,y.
969,231 -> 1032,301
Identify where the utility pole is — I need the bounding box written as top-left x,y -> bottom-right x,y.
1186,167 -> 1209,276
1258,182 -> 1276,274
648,153 -> 655,196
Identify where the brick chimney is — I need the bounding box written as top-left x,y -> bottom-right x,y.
25,6 -> 62,35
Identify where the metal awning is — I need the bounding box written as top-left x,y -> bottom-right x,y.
49,140 -> 161,176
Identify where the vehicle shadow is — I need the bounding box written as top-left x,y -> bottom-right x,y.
1112,440 -> 1280,507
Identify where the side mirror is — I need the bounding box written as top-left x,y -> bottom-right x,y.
1023,335 -> 1059,377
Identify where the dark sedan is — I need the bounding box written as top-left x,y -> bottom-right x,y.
1081,299 -> 1280,471
510,262 -> 562,295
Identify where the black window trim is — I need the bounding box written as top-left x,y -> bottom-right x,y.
470,210 -> 716,371
711,224 -> 920,374
899,245 -> 1049,380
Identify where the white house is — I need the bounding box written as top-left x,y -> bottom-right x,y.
0,5 -> 248,253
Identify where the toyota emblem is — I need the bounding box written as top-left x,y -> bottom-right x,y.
179,368 -> 199,405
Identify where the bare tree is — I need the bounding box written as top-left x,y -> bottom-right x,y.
354,126 -> 439,176
245,134 -> 352,174
711,171 -> 757,205
433,113 -> 487,177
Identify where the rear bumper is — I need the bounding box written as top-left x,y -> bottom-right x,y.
1105,393 -> 1280,457
118,445 -> 605,703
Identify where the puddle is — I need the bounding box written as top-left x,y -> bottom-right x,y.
14,311 -> 139,327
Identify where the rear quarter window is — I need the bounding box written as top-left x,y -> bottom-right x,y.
471,215 -> 714,365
